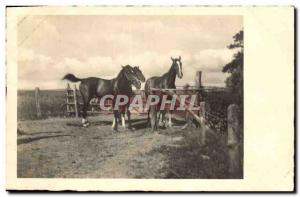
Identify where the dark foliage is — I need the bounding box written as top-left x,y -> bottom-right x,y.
222,30 -> 243,107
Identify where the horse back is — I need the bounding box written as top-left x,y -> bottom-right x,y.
80,77 -> 113,97
95,78 -> 114,96
145,75 -> 174,95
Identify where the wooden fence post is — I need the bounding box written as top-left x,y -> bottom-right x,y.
195,71 -> 202,116
199,101 -> 206,146
195,71 -> 202,88
73,84 -> 79,118
35,87 -> 41,118
227,104 -> 242,178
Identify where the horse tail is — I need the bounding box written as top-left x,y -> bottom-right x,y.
62,73 -> 82,82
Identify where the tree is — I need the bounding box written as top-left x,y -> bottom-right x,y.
223,30 -> 243,105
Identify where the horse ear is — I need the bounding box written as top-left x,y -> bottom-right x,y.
179,56 -> 181,60
121,65 -> 124,68
171,57 -> 174,61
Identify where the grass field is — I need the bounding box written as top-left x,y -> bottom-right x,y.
17,88 -> 236,120
17,114 -> 232,178
17,88 -> 242,179
18,89 -> 67,120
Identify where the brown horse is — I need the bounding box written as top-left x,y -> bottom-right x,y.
118,66 -> 145,130
144,56 -> 183,131
63,65 -> 142,131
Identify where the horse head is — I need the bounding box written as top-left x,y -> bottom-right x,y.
122,65 -> 141,89
171,56 -> 183,79
133,66 -> 145,82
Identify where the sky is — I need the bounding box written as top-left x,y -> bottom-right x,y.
17,15 -> 242,90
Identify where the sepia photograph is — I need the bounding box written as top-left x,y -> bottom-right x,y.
16,14 -> 243,179
6,6 -> 294,191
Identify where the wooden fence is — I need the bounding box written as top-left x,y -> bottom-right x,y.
61,70 -> 228,117
32,70 -> 242,177
65,83 -> 79,117
65,83 -> 115,117
149,87 -> 242,178
35,87 -> 42,118
148,70 -> 241,178
32,89 -> 242,178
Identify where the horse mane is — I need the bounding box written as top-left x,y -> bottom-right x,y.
160,61 -> 176,78
115,65 -> 131,80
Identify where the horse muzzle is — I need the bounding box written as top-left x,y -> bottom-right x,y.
133,81 -> 141,89
178,73 -> 183,79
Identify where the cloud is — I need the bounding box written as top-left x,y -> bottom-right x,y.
18,47 -> 235,89
193,48 -> 235,72
18,48 -> 54,81
17,15 -> 242,89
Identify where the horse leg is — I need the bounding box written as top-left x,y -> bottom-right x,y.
112,110 -> 119,131
126,108 -> 133,130
168,111 -> 173,127
121,112 -> 126,129
160,111 -> 166,128
147,109 -> 150,127
118,112 -> 122,125
157,111 -> 162,126
117,105 -> 126,129
80,85 -> 91,128
82,100 -> 91,127
150,105 -> 157,131
112,116 -> 116,128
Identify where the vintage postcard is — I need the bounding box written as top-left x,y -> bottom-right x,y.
6,6 -> 294,191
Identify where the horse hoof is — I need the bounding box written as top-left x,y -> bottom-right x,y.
159,125 -> 166,130
112,127 -> 118,132
158,122 -> 165,127
117,126 -> 124,132
83,123 -> 89,128
153,130 -> 159,134
128,127 -> 135,131
151,127 -> 158,132
181,124 -> 188,130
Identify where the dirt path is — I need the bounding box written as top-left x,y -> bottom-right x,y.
17,115 -> 184,178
